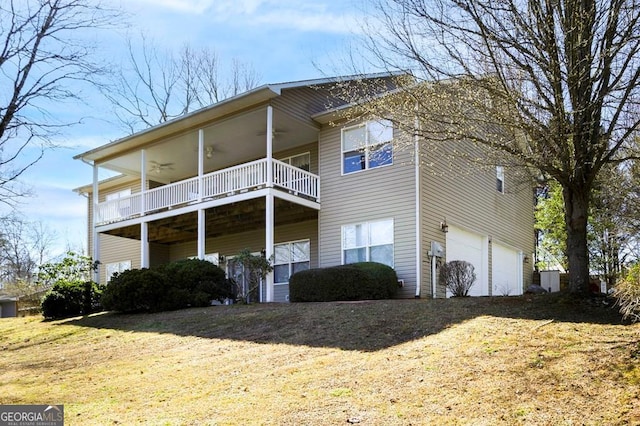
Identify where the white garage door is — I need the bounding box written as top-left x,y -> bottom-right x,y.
446,226 -> 488,296
492,243 -> 523,296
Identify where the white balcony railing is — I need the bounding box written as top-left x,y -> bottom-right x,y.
95,158 -> 319,225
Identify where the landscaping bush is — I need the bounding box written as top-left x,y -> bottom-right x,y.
289,262 -> 398,302
102,268 -> 172,313
157,258 -> 233,306
102,259 -> 232,313
440,260 -> 476,297
614,263 -> 640,322
41,280 -> 103,319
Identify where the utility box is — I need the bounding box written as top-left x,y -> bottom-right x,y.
430,241 -> 444,258
540,270 -> 561,293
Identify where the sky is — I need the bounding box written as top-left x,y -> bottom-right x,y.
5,0 -> 372,257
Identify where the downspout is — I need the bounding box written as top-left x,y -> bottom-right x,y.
432,255 -> 437,298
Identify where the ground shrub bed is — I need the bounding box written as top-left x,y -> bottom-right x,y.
102,259 -> 233,313
41,281 -> 104,319
289,262 -> 398,302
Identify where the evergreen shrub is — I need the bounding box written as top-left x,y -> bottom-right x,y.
289,262 -> 398,302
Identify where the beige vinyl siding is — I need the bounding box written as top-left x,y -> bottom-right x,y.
170,220 -> 318,303
97,234 -> 140,284
318,123 -> 418,298
88,180 -> 142,249
168,219 -> 317,264
150,243 -> 170,268
420,140 -> 535,297
272,87 -> 330,128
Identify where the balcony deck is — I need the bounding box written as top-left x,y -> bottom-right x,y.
96,158 -> 320,226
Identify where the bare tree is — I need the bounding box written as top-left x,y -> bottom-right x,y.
105,36 -> 261,134
341,0 -> 640,293
0,0 -> 117,205
0,212 -> 57,292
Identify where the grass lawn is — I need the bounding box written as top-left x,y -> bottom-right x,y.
1,294 -> 639,425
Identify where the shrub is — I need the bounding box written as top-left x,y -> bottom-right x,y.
41,280 -> 103,319
290,262 -> 398,302
440,260 -> 476,297
102,268 -> 171,313
157,258 -> 233,306
351,262 -> 399,299
614,263 -> 640,322
102,259 -> 232,313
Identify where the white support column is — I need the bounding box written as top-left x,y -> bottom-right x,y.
266,106 -> 273,187
197,208 -> 205,260
141,149 -> 147,215
92,163 -> 100,283
198,128 -> 204,202
414,114 -> 422,298
141,222 -> 149,268
265,192 -> 274,302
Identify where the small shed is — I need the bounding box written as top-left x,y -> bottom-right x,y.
0,296 -> 19,318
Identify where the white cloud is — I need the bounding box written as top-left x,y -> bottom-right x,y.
252,9 -> 361,34
124,0 -> 360,35
126,0 -> 218,14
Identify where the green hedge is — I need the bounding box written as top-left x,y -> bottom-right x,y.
42,280 -> 104,319
289,262 -> 398,302
102,259 -> 233,313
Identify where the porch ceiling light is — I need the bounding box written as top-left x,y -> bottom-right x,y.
205,145 -> 214,159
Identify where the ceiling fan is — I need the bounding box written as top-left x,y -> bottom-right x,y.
192,144 -> 219,158
256,128 -> 288,137
149,160 -> 174,174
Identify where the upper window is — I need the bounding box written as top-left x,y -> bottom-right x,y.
274,240 -> 311,284
342,219 -> 394,267
496,166 -> 505,193
105,188 -> 132,218
280,152 -> 310,171
105,188 -> 131,202
342,120 -> 393,174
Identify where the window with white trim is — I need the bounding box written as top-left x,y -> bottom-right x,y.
106,189 -> 132,218
105,188 -> 131,202
274,240 -> 310,284
342,120 -> 393,174
342,219 -> 394,267
106,260 -> 131,282
279,152 -> 310,171
496,166 -> 505,193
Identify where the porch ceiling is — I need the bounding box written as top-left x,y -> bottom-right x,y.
97,106 -> 319,184
103,198 -> 317,245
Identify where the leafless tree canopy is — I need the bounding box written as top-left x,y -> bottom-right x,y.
105,36 -> 262,134
0,0 -> 117,205
0,212 -> 56,292
343,0 -> 640,292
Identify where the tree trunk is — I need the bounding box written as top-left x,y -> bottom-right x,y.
563,185 -> 591,294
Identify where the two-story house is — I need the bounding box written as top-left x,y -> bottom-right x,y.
74,73 -> 535,301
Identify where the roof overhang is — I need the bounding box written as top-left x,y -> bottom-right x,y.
74,85 -> 283,164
